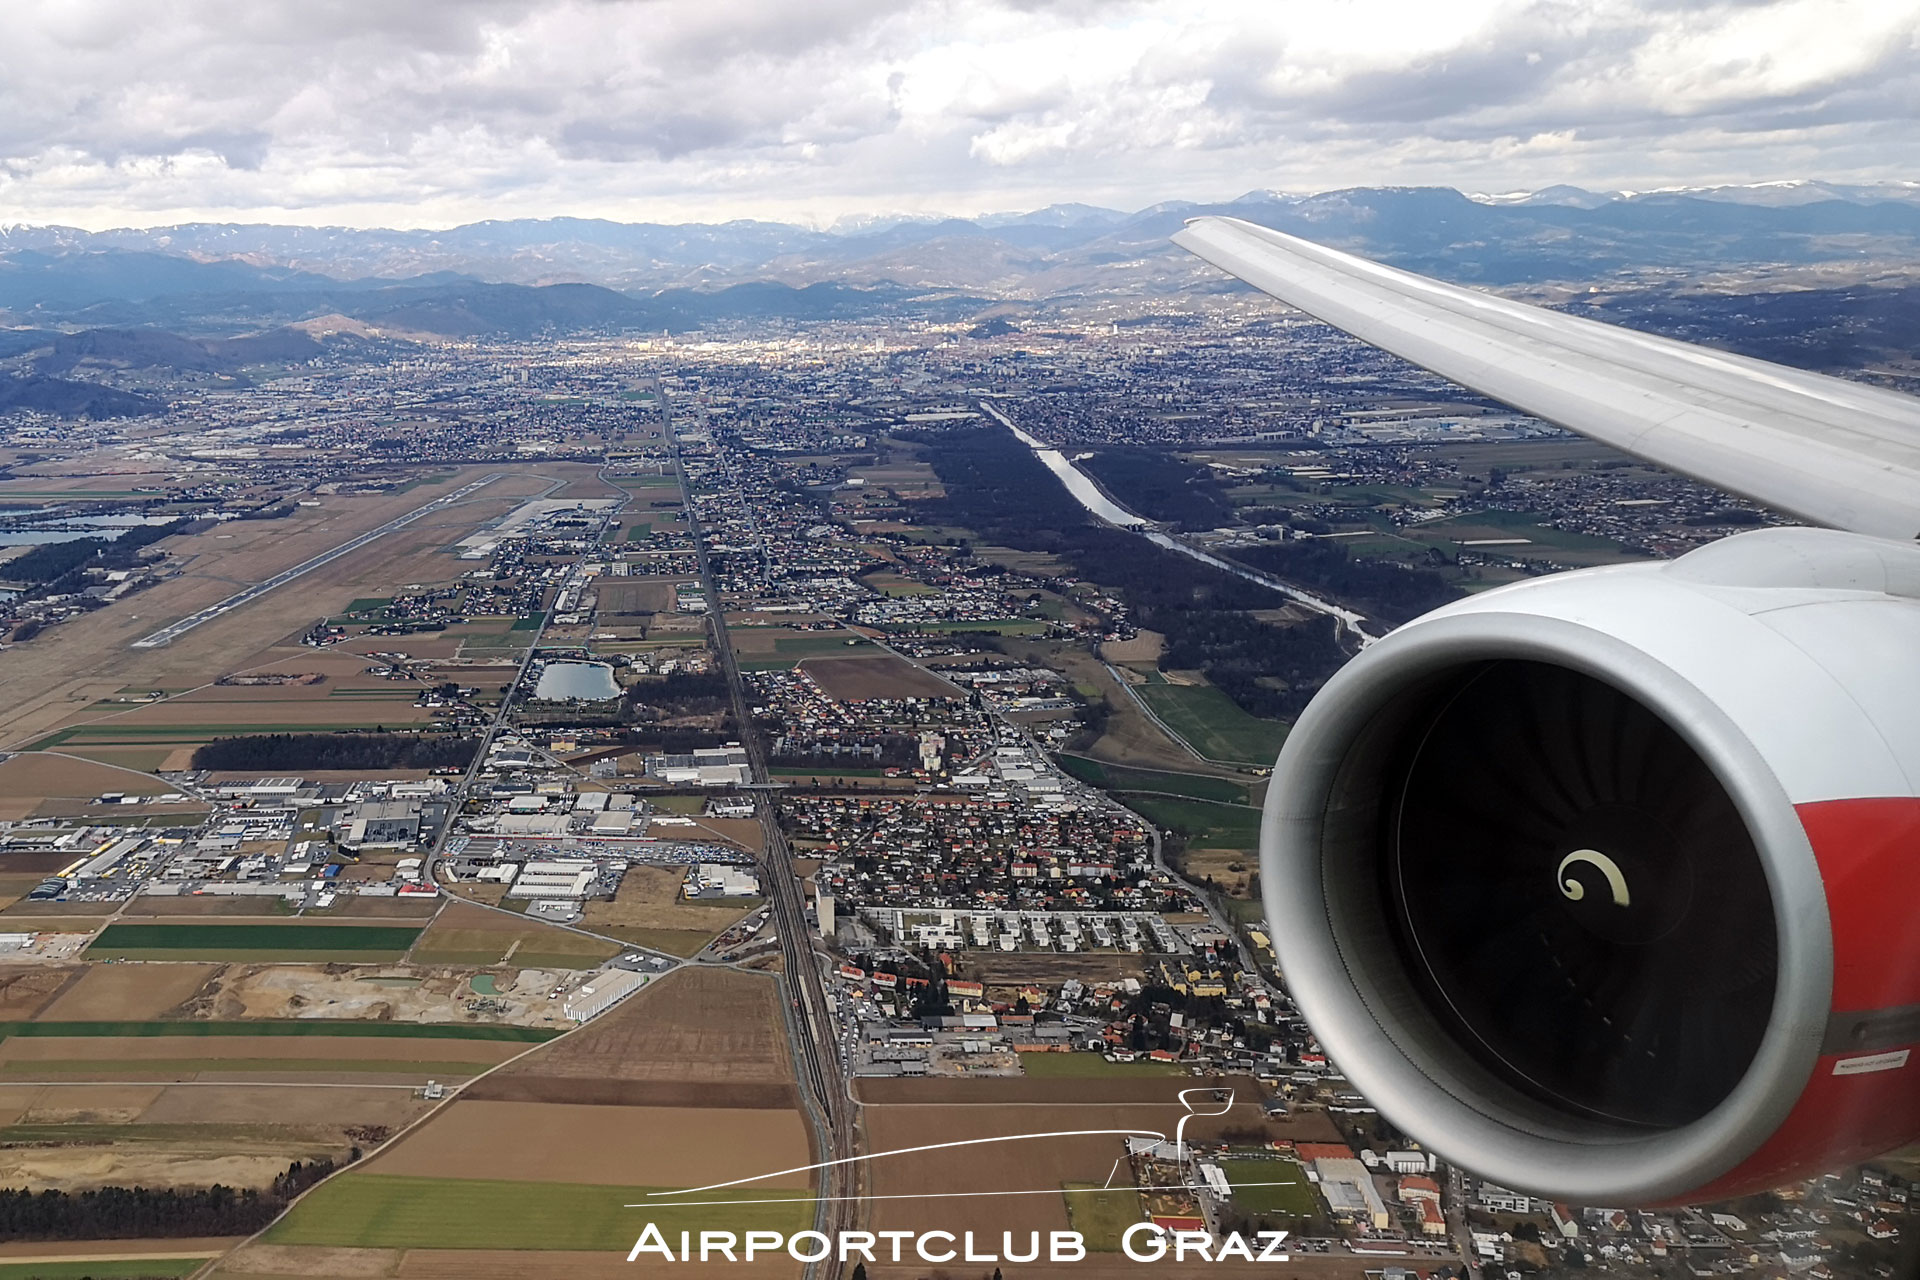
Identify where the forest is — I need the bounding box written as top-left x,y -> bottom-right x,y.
908,425 -> 1349,719
191,733 -> 478,772
1227,539 -> 1464,628
7,517 -> 191,594
0,1158 -> 342,1242
1078,448 -> 1238,531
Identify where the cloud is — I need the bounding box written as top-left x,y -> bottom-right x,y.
0,0 -> 1913,227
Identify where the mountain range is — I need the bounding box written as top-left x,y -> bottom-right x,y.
5,184 -> 1920,341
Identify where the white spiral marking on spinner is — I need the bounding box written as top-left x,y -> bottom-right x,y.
1558,849 -> 1632,907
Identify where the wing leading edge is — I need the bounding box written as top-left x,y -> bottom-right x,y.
1172,216 -> 1920,541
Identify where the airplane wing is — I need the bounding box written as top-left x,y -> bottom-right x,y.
1172,216 -> 1920,541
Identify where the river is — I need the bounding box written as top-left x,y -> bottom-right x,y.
978,400 -> 1376,645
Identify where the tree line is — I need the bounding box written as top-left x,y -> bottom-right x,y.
7,518 -> 192,595
0,1157 -> 341,1242
191,732 -> 477,772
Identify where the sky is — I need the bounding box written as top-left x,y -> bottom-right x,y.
3,0 -> 1918,230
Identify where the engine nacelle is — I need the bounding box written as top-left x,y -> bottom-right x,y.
1263,527 -> 1920,1204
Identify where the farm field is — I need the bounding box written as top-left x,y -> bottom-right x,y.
1120,795 -> 1262,851
1133,682 -> 1288,766
1000,640 -> 1221,778
86,922 -> 424,962
35,964 -> 217,1021
0,752 -> 199,821
863,1105 -> 1147,1241
265,1174 -> 812,1250
800,653 -> 954,701
0,1079 -> 435,1191
409,902 -> 619,969
475,966 -> 793,1106
0,1034 -> 526,1067
1219,1157 -> 1321,1222
726,626 -> 869,654
0,1020 -> 556,1042
595,580 -> 677,614
958,953 -> 1148,986
1055,755 -> 1253,805
0,969 -> 80,1020
1063,1183 -> 1148,1252
1017,1052 -> 1188,1078
577,865 -> 758,955
0,1258 -> 213,1279
370,1100 -> 811,1188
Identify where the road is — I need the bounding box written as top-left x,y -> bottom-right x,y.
663,378 -> 860,1280
130,473 -> 504,648
414,468 -> 687,968
979,399 -> 1377,646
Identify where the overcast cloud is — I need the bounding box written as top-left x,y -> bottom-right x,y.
2,0 -> 1917,228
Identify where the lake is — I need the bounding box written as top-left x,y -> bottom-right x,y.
535,660 -> 622,701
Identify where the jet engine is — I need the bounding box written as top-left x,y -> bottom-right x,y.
1262,527 -> 1920,1204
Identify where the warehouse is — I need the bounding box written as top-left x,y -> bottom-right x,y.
509,859 -> 599,899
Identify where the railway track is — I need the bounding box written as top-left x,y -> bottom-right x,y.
663,379 -> 860,1278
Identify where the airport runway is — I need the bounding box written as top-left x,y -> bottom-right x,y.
129,473 -> 503,649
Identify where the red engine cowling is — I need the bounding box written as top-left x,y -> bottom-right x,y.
1261,527 -> 1920,1204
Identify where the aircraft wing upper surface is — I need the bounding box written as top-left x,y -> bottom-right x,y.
1173,216 -> 1920,541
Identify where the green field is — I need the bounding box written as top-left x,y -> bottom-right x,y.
1219,1158 -> 1321,1220
1134,683 -> 1288,766
87,922 -> 425,962
0,1259 -> 210,1279
624,522 -> 653,540
1063,1183 -> 1147,1252
1018,1052 -> 1187,1077
0,1020 -> 555,1042
1118,795 -> 1262,850
1055,754 -> 1251,805
511,613 -> 546,631
266,1174 -> 813,1250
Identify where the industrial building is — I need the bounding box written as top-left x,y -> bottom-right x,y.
509,859 -> 599,899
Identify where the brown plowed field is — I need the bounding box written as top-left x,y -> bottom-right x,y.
371,1100 -> 811,1187
957,953 -> 1149,985
218,1243 -> 402,1277
597,580 -> 677,614
0,1036 -> 525,1066
394,1249 -> 798,1280
0,752 -> 176,799
0,966 -> 80,1018
37,963 -> 217,1019
490,966 -> 792,1087
138,1084 -> 431,1128
863,1105 -> 1143,1240
800,653 -> 955,701
460,1077 -> 797,1109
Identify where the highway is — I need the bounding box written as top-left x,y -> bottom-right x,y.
130,473 -> 503,648
665,379 -> 860,1280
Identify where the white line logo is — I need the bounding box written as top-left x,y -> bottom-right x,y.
625,1089 -> 1295,1264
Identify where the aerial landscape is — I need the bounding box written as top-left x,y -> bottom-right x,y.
1,2 -> 1918,1279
